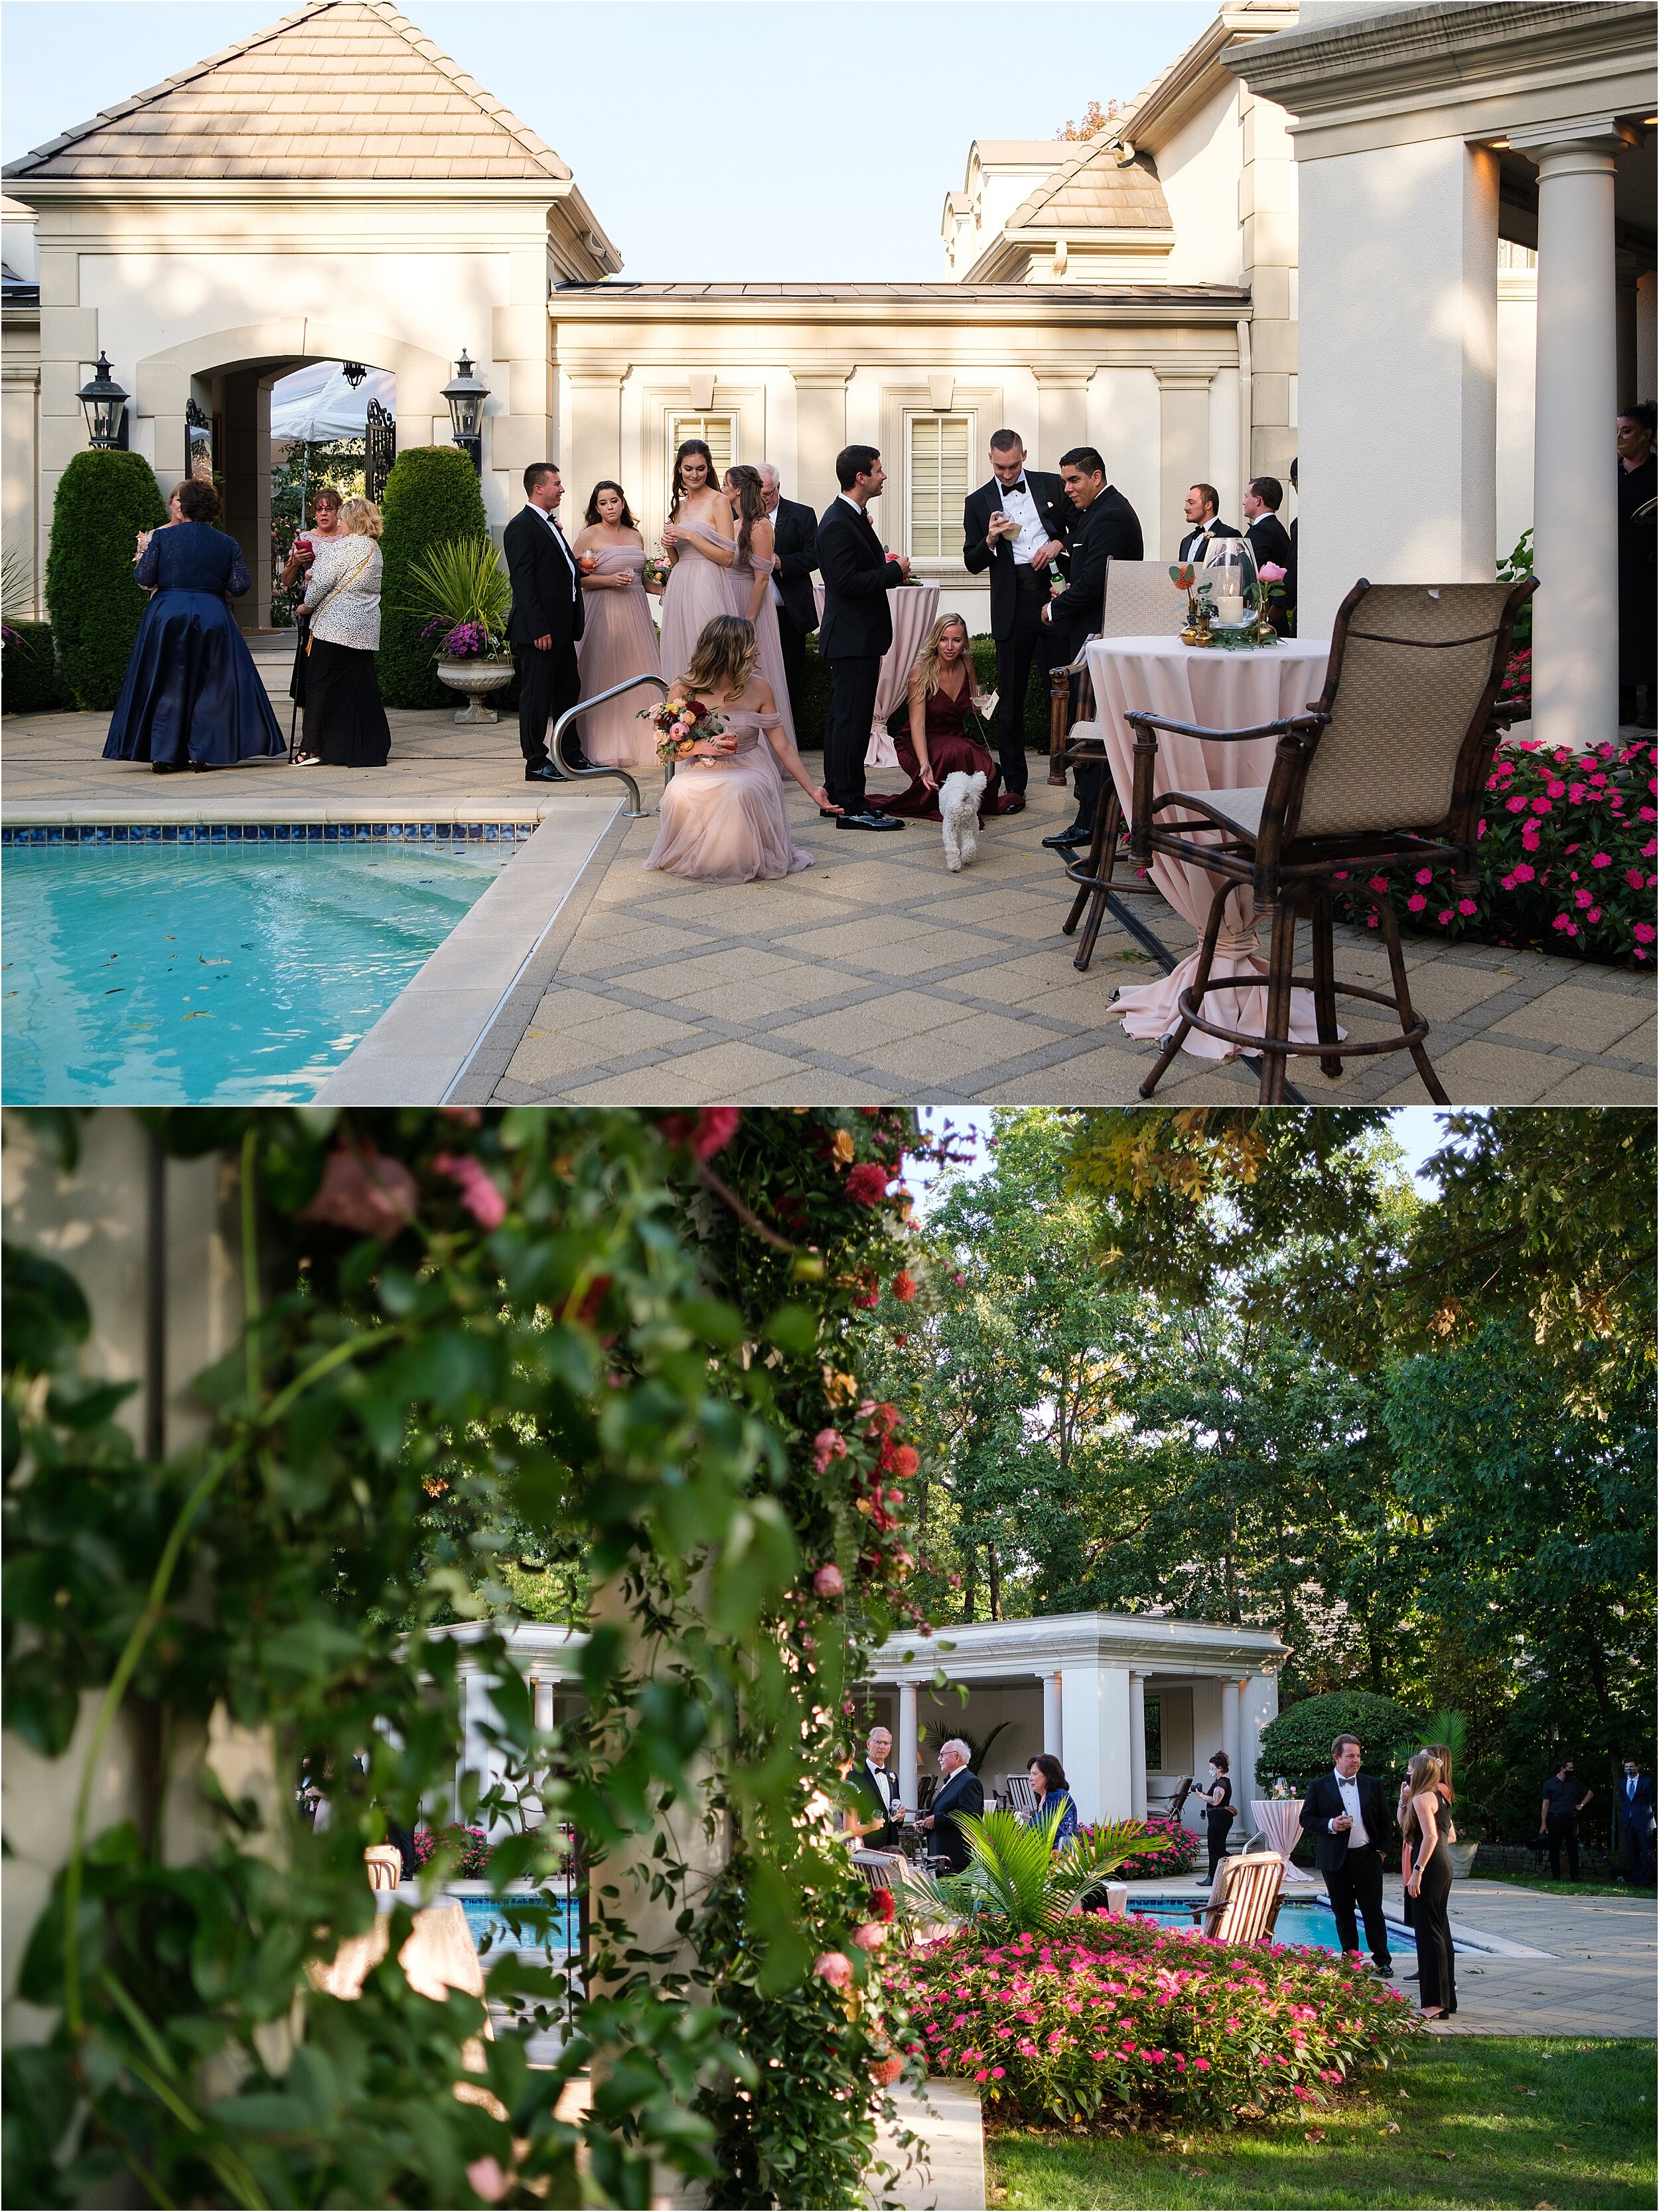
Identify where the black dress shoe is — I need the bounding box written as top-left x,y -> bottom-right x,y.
835,808 -> 904,831
1042,825 -> 1089,851
524,763 -> 559,782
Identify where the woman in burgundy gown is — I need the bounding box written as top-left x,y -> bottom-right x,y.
869,612 -> 1004,820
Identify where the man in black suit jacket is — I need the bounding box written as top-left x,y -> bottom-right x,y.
1177,481 -> 1244,564
918,1740 -> 985,1874
757,464 -> 818,735
962,430 -> 1072,807
1299,1733 -> 1394,1974
1616,1760 -> 1656,1886
1039,447 -> 1145,851
1243,475 -> 1295,575
504,462 -> 586,780
849,1726 -> 906,1851
816,443 -> 909,828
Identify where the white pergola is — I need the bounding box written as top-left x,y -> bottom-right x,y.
465,1611 -> 1287,1834
1229,3 -> 1656,754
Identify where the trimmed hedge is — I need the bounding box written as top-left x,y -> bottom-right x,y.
1256,1691 -> 1424,1793
2,620 -> 62,715
44,450 -> 167,711
376,447 -> 491,709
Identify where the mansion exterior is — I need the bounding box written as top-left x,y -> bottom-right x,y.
2,0 -> 1652,696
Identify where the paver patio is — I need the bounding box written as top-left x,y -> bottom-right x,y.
6,688 -> 1652,1108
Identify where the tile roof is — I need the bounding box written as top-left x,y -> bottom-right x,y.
1003,145 -> 1173,234
2,0 -> 573,182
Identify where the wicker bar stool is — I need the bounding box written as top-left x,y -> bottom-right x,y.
1125,576 -> 1536,1105
1052,560 -> 1187,969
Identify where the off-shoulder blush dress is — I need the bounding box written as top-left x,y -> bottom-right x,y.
643,710 -> 814,882
727,543 -> 797,747
656,518 -> 737,686
575,543 -> 661,767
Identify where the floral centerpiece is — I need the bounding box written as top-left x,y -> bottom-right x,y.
638,691 -> 729,767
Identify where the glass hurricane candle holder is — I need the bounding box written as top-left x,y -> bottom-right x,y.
1204,537 -> 1258,632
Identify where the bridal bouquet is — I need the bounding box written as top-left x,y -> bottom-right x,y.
638,692 -> 729,766
642,551 -> 670,590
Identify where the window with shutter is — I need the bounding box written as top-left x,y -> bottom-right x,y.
670,414 -> 734,484
907,414 -> 971,561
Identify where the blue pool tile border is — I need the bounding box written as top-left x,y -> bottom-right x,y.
1,821 -> 539,847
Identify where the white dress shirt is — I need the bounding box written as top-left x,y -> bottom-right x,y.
997,476 -> 1048,567
865,1761 -> 895,1813
764,502 -> 784,609
1329,1770 -> 1370,1848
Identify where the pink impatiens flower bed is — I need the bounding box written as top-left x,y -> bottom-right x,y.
885,1919 -> 1415,2131
1078,1815 -> 1198,1882
1333,736 -> 1656,968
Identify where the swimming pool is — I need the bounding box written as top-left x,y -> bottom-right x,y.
1129,1892 -> 1421,1954
458,1893 -> 576,1955
1,829 -> 522,1104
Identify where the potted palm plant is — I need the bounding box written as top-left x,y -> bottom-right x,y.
907,1807 -> 1149,1937
406,537 -> 514,723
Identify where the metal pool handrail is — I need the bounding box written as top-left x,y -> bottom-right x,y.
548,673 -> 669,818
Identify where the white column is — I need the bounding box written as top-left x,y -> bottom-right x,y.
1295,137 -> 1498,640
1220,1677 -> 1241,1815
1512,121 -> 1628,752
1129,1673 -> 1148,1822
897,1682 -> 919,1815
1041,1673 -> 1063,1763
1060,1662 -> 1133,1825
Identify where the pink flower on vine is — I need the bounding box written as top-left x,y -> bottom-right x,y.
844,1162 -> 893,1206
433,1152 -> 506,1230
814,1951 -> 853,1988
812,1429 -> 847,1472
660,1107 -> 741,1160
300,1146 -> 418,1239
814,1562 -> 845,1598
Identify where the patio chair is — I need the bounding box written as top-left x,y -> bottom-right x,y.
1151,1775 -> 1194,1823
1048,559 -> 1183,969
1125,575 -> 1537,1103
1002,1774 -> 1038,1815
364,1845 -> 403,1891
1169,1851 -> 1285,1944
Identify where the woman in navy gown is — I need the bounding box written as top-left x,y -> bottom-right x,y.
104,476 -> 285,773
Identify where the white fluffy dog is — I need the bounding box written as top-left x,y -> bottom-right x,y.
939,769 -> 987,872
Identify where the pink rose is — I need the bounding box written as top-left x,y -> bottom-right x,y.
433,1152 -> 507,1230
814,1951 -> 853,1988
1256,561 -> 1287,583
814,1563 -> 845,1598
853,1923 -> 887,1951
300,1146 -> 418,1239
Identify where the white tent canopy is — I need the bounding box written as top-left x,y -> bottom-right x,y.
269,360 -> 395,443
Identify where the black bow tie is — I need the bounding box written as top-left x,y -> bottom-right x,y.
1005,482 -> 1028,498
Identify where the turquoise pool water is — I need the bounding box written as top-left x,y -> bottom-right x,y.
1130,1893 -> 1419,1953
459,1894 -> 575,1953
2,837 -> 515,1104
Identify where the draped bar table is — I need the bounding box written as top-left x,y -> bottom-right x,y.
1250,1797 -> 1319,1884
1084,634 -> 1333,1062
814,581 -> 940,768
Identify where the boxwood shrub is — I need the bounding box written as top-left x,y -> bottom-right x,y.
2,620 -> 62,714
1256,1691 -> 1424,1794
376,446 -> 492,709
44,450 -> 167,711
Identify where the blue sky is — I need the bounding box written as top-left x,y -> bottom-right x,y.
1,1 -> 1213,281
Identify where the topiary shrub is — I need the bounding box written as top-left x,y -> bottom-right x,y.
2,620 -> 62,714
1256,1691 -> 1424,1794
44,450 -> 167,711
376,445 -> 490,708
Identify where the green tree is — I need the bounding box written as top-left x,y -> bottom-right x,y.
376,447 -> 490,707
43,451 -> 168,710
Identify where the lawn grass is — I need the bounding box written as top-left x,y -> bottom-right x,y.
983,2038 -> 1656,2210
1463,1869 -> 1648,1901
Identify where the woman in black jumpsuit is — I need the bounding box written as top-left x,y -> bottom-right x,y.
1198,1752 -> 1234,1883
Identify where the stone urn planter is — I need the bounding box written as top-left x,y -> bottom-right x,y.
1446,1840 -> 1480,1880
436,655 -> 514,725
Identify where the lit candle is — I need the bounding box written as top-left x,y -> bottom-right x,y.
1214,592 -> 1245,626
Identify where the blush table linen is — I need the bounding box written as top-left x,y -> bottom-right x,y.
1251,1798 -> 1318,1884
1084,634 -> 1333,1061
814,581 -> 940,768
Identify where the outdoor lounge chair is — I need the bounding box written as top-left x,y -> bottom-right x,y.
1125,574 -> 1538,1103
1002,1774 -> 1038,1815
364,1845 -> 403,1890
1151,1775 -> 1194,1824
1050,557 -> 1186,967
1169,1850 -> 1285,1944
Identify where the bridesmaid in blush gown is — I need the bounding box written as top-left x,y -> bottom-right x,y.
573,480 -> 660,768
722,464 -> 796,745
644,616 -> 836,882
867,613 -> 1003,819
656,437 -> 737,685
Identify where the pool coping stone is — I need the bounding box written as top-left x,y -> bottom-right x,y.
314,795 -> 623,1106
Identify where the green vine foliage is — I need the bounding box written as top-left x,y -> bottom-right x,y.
3,1106 -> 951,2209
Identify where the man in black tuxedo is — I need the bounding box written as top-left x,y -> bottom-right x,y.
918,1738 -> 984,1874
1299,1733 -> 1394,1975
849,1726 -> 906,1851
816,443 -> 908,829
757,463 -> 818,737
1177,482 -> 1243,563
1284,458 -> 1299,633
962,429 -> 1071,809
1038,447 -> 1145,853
1243,475 -> 1295,575
504,462 -> 587,780
1616,1760 -> 1656,1886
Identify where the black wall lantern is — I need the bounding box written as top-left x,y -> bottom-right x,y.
78,351 -> 129,449
441,349 -> 488,473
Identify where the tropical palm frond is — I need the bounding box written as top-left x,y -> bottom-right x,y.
904,1807 -> 1150,1937
1,545 -> 36,618
403,536 -> 511,631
